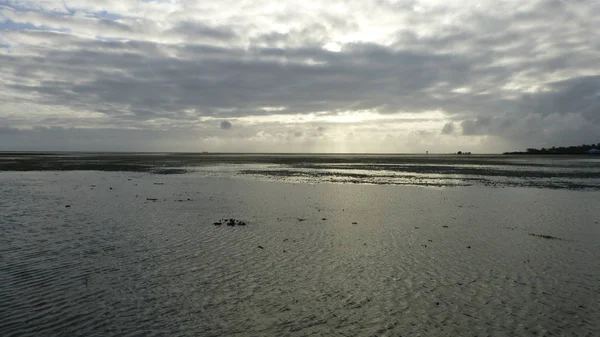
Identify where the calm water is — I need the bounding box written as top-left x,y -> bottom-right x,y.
5,152 -> 596,189
1,155 -> 599,336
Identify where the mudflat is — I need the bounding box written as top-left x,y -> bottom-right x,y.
0,153 -> 599,336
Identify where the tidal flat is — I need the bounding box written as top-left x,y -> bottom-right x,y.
1,153 -> 599,336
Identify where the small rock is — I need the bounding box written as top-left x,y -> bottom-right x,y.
65,205 -> 71,208
467,246 -> 471,249
352,222 -> 358,224
442,225 -> 449,228
321,218 -> 327,220
258,245 -> 264,249
213,222 -> 222,226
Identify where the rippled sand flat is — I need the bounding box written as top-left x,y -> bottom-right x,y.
1,171 -> 599,336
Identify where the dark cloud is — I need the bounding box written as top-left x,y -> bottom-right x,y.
519,76 -> 600,123
1,36 -> 477,120
220,120 -> 232,129
441,122 -> 455,135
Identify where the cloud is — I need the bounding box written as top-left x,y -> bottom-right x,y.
1,0 -> 600,152
220,120 -> 232,129
441,122 -> 455,135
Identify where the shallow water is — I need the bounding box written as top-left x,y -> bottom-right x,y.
1,170 -> 599,336
2,153 -> 600,190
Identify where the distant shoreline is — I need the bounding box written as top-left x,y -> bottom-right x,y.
503,144 -> 599,155
503,152 -> 598,155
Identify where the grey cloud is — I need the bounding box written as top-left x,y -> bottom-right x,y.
460,119 -> 486,136
1,35 -> 477,121
519,76 -> 600,122
0,126 -> 204,152
441,122 -> 455,135
220,120 -> 232,129
167,21 -> 236,40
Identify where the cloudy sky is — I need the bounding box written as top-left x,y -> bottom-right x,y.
1,0 -> 599,153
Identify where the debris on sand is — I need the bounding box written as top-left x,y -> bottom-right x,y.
65,205 -> 71,208
258,245 -> 264,249
321,218 -> 327,220
528,233 -> 563,240
352,222 -> 358,224
146,198 -> 158,202
213,218 -> 247,226
442,225 -> 449,228
297,218 -> 306,222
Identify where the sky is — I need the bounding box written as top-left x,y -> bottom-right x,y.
1,0 -> 599,153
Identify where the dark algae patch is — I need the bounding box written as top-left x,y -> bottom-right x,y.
213,218 -> 247,226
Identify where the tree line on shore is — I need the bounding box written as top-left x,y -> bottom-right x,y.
504,143 -> 599,155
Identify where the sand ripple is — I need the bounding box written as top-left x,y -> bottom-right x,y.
1,172 -> 598,336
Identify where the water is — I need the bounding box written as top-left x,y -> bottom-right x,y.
3,152 -> 599,189
1,154 -> 599,336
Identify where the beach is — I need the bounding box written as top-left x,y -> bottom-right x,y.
1,154 -> 599,336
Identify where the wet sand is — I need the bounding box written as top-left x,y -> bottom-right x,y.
1,169 -> 599,336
